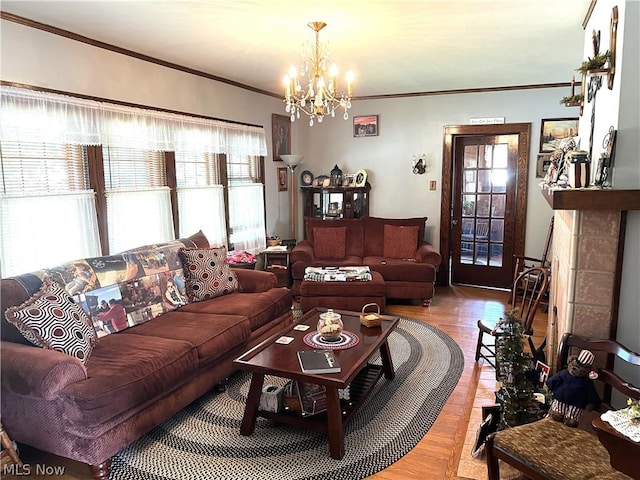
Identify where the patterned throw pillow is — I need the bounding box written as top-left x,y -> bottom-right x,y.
4,276 -> 97,364
179,247 -> 239,302
383,224 -> 419,259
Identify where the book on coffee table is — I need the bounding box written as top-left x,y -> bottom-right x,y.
297,350 -> 341,374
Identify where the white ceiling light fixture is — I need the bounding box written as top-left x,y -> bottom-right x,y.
283,22 -> 354,127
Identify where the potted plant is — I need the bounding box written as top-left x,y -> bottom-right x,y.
576,52 -> 610,75
462,200 -> 475,216
560,94 -> 584,107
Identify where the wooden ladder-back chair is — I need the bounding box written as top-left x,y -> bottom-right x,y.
485,332 -> 640,480
510,217 -> 554,309
476,266 -> 550,369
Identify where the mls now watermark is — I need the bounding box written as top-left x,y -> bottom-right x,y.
2,463 -> 66,476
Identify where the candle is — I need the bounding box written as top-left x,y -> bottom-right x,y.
346,70 -> 354,98
284,75 -> 291,99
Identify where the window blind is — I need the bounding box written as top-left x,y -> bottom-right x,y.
175,151 -> 226,246
0,141 -> 100,276
1,141 -> 87,193
103,146 -> 174,252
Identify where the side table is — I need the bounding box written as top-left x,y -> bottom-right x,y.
263,247 -> 291,288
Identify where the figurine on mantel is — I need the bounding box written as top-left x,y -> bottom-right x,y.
542,137 -> 578,188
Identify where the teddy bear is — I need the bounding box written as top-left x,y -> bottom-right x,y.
546,349 -> 600,427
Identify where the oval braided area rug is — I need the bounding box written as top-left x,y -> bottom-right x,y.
110,316 -> 464,480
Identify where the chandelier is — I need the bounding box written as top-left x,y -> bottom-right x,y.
283,22 -> 354,127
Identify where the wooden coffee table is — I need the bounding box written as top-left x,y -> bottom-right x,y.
233,307 -> 399,459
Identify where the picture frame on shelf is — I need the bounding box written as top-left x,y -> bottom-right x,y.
354,169 -> 367,187
353,115 -> 378,137
277,167 -> 288,192
342,174 -> 355,187
539,117 -> 579,152
536,153 -> 552,178
300,170 -> 314,187
272,113 -> 291,161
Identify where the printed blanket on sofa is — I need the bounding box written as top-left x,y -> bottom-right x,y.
18,240 -> 197,338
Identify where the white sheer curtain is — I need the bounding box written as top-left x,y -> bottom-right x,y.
0,192 -> 100,276
177,186 -> 227,246
1,85 -> 269,266
228,184 -> 266,253
224,123 -> 268,157
106,188 -> 175,253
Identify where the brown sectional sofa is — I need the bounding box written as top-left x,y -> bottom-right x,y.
291,216 -> 442,307
0,233 -> 292,479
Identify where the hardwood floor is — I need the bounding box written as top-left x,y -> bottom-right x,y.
4,285 -> 547,480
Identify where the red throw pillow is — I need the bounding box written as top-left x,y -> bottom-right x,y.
383,225 -> 419,259
313,227 -> 347,259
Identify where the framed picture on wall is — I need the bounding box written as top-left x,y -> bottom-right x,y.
272,114 -> 291,161
539,117 -> 579,152
536,153 -> 552,178
277,167 -> 288,191
353,115 -> 379,137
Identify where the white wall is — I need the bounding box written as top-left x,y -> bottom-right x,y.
299,89 -> 571,252
616,1 -> 640,358
580,0 -> 639,381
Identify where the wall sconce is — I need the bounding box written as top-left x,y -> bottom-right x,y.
412,155 -> 426,175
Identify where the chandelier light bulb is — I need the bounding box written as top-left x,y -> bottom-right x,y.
282,21 -> 354,127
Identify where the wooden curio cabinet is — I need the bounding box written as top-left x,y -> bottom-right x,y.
301,183 -> 370,220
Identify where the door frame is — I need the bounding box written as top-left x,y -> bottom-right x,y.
437,123 -> 531,286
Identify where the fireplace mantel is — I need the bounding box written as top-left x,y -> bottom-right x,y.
541,186 -> 640,211
543,185 -> 639,372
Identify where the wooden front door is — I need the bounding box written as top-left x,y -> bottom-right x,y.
439,124 -> 530,289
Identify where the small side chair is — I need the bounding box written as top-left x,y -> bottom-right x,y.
475,266 -> 550,369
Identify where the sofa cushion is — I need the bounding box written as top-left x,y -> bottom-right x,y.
313,227 -> 347,259
180,288 -> 292,332
61,333 -> 197,426
383,225 -> 419,259
122,311 -> 250,363
4,276 -> 96,364
366,257 -> 437,282
179,246 -> 239,301
363,216 -> 427,257
304,217 -> 364,257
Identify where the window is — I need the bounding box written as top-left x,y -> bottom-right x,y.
0,86 -> 269,273
227,154 -> 265,252
0,141 -> 100,276
103,146 -> 174,253
175,151 -> 227,246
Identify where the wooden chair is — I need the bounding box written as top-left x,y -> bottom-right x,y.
475,266 -> 550,369
485,332 -> 640,480
510,217 -> 554,309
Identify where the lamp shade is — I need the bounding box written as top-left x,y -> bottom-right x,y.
280,155 -> 304,168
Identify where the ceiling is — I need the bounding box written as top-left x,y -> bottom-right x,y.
1,0 -> 591,98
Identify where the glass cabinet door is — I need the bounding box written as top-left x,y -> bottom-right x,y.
302,184 -> 370,226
